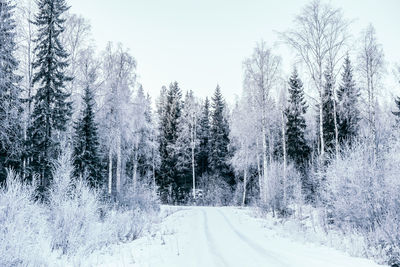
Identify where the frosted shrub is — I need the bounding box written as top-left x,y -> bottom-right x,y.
103,207 -> 147,243
264,161 -> 302,217
48,149 -> 103,256
197,174 -> 232,206
325,143 -> 379,230
117,181 -> 160,214
325,139 -> 400,264
0,170 -> 51,266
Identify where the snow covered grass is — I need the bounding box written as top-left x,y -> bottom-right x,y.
0,150 -> 160,266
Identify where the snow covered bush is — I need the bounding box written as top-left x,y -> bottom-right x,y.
325,139 -> 400,264
197,174 -> 232,206
263,161 -> 302,217
0,170 -> 51,266
48,149 -> 104,256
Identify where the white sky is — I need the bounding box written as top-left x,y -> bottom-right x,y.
68,0 -> 400,104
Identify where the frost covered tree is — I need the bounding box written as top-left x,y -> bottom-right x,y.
243,41 -> 280,202
128,85 -> 156,191
158,81 -> 182,202
209,85 -> 231,183
337,55 -> 360,145
285,69 -> 310,176
0,0 -> 24,182
230,95 -> 257,205
281,0 -> 349,159
72,74 -> 102,187
176,90 -> 200,198
100,43 -> 136,195
27,0 -> 72,186
197,97 -> 211,177
358,24 -> 385,164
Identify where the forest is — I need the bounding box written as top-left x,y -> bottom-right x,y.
1,0 -> 400,266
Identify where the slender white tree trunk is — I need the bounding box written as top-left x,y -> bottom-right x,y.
319,89 -> 325,159
116,133 -> 121,193
192,139 -> 196,199
256,138 -> 263,201
262,126 -> 268,203
132,135 -> 139,191
281,110 -> 287,206
108,149 -> 113,194
242,161 -> 247,206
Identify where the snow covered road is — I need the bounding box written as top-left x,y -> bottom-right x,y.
92,206 -> 385,267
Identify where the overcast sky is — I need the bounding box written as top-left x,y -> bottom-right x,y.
68,0 -> 400,104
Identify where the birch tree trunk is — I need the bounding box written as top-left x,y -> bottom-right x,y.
108,149 -> 113,194
256,138 -> 263,201
262,126 -> 268,204
191,121 -> 196,199
132,135 -> 139,192
281,110 -> 287,206
116,133 -> 121,194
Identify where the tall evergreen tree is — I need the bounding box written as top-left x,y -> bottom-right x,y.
28,0 -> 72,186
285,69 -> 310,173
337,55 -> 360,145
158,81 -> 182,202
0,0 -> 23,182
72,83 -> 102,187
318,70 -> 336,154
209,85 -> 231,182
197,97 -> 211,176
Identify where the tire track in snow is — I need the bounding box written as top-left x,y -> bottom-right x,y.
217,209 -> 290,267
202,209 -> 229,267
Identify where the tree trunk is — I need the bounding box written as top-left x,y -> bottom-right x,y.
242,165 -> 247,206
116,133 -> 121,193
262,126 -> 268,204
256,138 -> 263,201
191,122 -> 196,199
281,110 -> 287,206
108,149 -> 112,194
132,135 -> 139,191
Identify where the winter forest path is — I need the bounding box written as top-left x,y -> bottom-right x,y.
93,206 -> 385,267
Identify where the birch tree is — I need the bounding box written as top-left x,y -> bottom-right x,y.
243,41 -> 280,203
281,0 -> 350,159
358,24 -> 384,164
101,43 -> 136,195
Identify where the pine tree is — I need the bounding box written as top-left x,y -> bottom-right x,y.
337,55 -> 360,145
0,0 -> 23,182
72,83 -> 102,187
158,81 -> 182,202
285,69 -> 310,172
318,70 -> 336,154
197,97 -> 211,176
28,0 -> 72,186
209,85 -> 231,182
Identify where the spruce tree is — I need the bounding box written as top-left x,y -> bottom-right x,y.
285,69 -> 310,173
337,55 -> 360,145
73,84 -> 102,187
0,0 -> 23,182
197,97 -> 211,176
209,85 -> 231,182
28,0 -> 72,186
158,81 -> 182,202
318,71 -> 336,154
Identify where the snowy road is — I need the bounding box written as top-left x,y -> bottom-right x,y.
92,206 -> 385,267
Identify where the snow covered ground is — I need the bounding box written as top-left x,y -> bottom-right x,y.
83,206 -> 386,267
